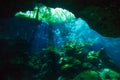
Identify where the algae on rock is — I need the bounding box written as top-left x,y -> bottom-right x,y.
15,5 -> 75,23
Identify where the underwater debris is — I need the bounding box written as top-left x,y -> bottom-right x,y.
57,41 -> 120,80
0,38 -> 120,80
15,5 -> 75,23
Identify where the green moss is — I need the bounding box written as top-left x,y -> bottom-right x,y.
15,5 -> 75,23
99,68 -> 120,80
87,50 -> 100,60
73,70 -> 101,80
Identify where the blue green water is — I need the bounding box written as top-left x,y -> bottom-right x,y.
1,17 -> 120,66
32,18 -> 120,66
